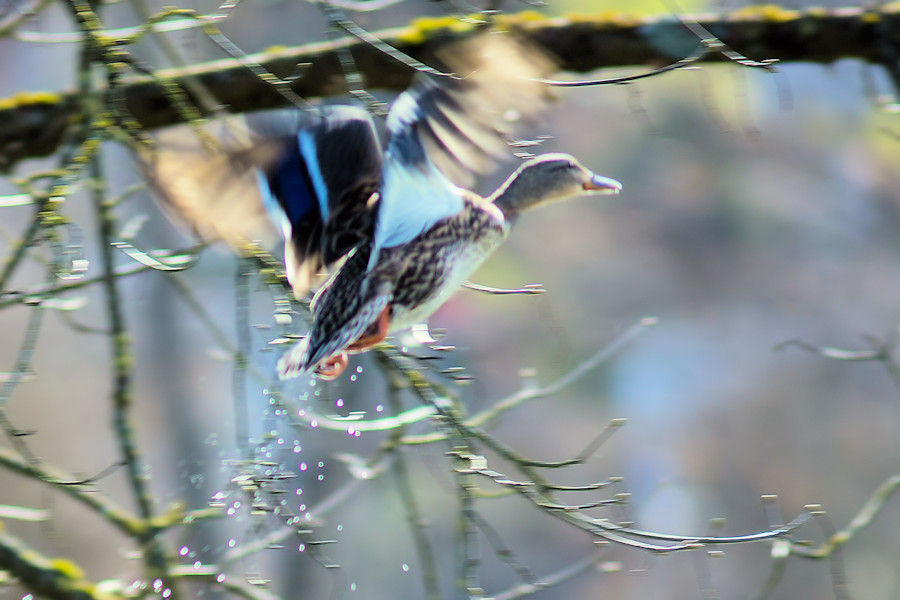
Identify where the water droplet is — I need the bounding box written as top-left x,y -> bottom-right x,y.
216,574 -> 226,583
227,538 -> 236,548
376,404 -> 384,412
355,366 -> 363,374
317,474 -> 324,481
401,564 -> 409,573
350,583 -> 357,592
300,462 -> 307,471
153,579 -> 163,591
179,546 -> 189,556
336,399 -> 344,408
298,544 -> 306,552
162,589 -> 172,598
350,375 -> 358,382
318,461 -> 324,468
336,524 -> 343,532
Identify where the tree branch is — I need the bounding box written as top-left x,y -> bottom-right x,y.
1,4 -> 898,170
0,529 -> 103,600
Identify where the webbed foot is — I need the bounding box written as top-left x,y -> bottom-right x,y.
316,352 -> 349,380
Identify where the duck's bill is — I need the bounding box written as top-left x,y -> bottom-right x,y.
583,174 -> 623,194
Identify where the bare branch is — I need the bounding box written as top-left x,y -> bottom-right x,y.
0,529 -> 101,600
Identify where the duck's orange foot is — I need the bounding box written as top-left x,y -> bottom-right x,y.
346,306 -> 391,353
314,307 -> 391,380
316,352 -> 349,380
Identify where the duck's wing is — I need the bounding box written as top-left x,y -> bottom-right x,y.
137,117 -> 282,250
139,107 -> 383,297
374,33 -> 554,253
256,106 -> 383,296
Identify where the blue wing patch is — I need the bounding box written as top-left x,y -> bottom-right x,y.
257,138 -> 321,236
297,130 -> 331,221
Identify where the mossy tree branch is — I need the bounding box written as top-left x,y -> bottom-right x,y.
0,528 -> 105,600
1,4 -> 899,171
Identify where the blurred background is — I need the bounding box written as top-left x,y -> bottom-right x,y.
1,0 -> 899,598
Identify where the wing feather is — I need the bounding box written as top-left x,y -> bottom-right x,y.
374,34 -> 554,253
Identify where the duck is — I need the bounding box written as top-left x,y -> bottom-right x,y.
271,37 -> 623,380
277,150 -> 621,379
139,34 -> 622,380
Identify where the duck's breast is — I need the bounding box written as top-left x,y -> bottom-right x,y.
387,205 -> 507,330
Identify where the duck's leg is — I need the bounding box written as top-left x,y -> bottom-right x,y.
346,306 -> 391,353
314,307 -> 390,380
316,352 -> 349,380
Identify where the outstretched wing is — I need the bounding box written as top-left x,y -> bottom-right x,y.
137,117 -> 282,250
138,107 -> 383,297
254,105 -> 383,296
374,33 -> 554,253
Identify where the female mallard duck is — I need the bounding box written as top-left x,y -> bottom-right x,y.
141,34 -> 622,380
269,38 -> 622,379
277,150 -> 621,379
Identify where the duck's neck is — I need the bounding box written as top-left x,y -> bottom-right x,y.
489,166 -> 544,222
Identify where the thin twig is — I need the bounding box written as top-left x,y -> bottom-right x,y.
0,445 -> 141,536
0,245 -> 204,310
540,45 -> 708,87
170,565 -> 282,600
0,300 -> 45,463
493,550 -> 608,600
387,384 -> 441,600
463,281 -> 545,295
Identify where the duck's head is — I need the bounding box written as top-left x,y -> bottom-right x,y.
491,153 -> 622,218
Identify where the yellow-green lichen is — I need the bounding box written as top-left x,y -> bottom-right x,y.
495,10 -> 549,25
728,4 -> 801,22
395,15 -> 480,44
50,558 -> 87,580
0,91 -> 62,111
564,11 -> 643,27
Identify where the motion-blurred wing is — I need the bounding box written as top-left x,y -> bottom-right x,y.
375,33 -> 554,252
257,106 -> 383,296
137,117 -> 281,250
140,107 -> 383,298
